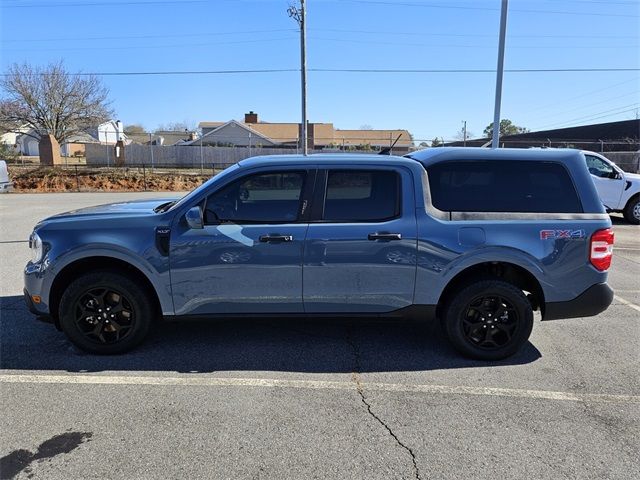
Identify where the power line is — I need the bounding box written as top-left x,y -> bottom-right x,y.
5,36 -> 636,53
1,37 -> 299,53
533,103 -> 640,130
1,0 -> 210,7
311,28 -> 639,40
309,68 -> 640,73
538,0 -> 639,6
527,90 -> 640,122
523,77 -> 640,116
307,36 -> 637,50
344,0 -> 640,18
1,29 -> 297,44
6,28 -> 636,44
2,68 -> 638,77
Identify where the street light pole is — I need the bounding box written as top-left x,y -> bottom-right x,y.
492,0 -> 509,149
289,0 -> 308,156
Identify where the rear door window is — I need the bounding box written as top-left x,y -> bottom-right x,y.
427,160 -> 582,213
322,170 -> 400,222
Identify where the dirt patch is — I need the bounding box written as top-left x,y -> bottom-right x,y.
8,166 -> 211,192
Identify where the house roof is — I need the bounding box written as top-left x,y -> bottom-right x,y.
16,128 -> 100,144
199,122 -> 226,129
198,117 -> 413,147
127,132 -> 161,145
154,130 -> 195,146
185,120 -> 277,146
333,129 -> 413,147
66,131 -> 99,144
246,123 -> 300,143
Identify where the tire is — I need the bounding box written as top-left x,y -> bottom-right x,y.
623,195 -> 640,225
58,271 -> 155,354
443,280 -> 533,360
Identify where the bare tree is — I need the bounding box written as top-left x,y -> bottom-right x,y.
0,62 -> 113,143
155,121 -> 195,132
454,127 -> 474,141
124,124 -> 146,135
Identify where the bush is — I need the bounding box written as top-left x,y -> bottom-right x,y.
0,143 -> 19,161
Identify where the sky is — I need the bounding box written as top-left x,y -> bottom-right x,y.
1,0 -> 639,143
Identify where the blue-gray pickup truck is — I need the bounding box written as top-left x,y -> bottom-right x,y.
24,148 -> 615,359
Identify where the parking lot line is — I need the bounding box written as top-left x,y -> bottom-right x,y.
1,373 -> 638,404
614,294 -> 640,313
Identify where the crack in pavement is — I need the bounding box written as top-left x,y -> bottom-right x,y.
346,325 -> 422,480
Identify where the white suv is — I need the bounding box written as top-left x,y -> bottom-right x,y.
583,151 -> 640,224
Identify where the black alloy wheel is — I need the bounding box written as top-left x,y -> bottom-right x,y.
443,280 -> 534,360
59,271 -> 154,354
461,295 -> 518,349
74,287 -> 135,344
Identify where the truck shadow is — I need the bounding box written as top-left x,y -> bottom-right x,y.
0,295 -> 541,373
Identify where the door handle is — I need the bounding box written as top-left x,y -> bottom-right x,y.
368,232 -> 402,241
259,234 -> 293,243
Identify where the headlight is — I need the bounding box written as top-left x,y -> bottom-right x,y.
29,232 -> 43,263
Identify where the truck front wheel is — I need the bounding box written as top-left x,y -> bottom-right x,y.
443,280 -> 533,360
623,195 -> 640,225
58,271 -> 154,354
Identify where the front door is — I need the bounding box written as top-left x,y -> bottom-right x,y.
585,154 -> 624,209
303,167 -> 418,313
170,169 -> 312,316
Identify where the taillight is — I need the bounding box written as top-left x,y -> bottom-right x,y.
590,228 -> 614,271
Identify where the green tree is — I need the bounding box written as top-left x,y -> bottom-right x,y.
483,119 -> 529,138
431,137 -> 443,147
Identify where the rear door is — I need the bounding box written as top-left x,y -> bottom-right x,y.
303,166 -> 418,313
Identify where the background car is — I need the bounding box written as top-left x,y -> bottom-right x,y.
582,150 -> 640,224
0,160 -> 13,193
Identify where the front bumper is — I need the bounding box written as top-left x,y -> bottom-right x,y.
24,261 -> 51,316
23,288 -> 54,324
543,283 -> 614,320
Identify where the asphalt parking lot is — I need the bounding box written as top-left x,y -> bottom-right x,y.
1,193 -> 638,480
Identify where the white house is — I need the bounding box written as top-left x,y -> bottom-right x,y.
1,125 -> 30,152
14,120 -> 127,156
92,120 -> 127,145
16,130 -> 100,156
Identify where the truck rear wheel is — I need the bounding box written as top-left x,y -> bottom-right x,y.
443,280 -> 533,360
58,271 -> 154,354
623,195 -> 640,225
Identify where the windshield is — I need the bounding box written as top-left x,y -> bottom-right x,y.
163,164 -> 241,213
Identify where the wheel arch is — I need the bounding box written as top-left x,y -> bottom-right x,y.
435,261 -> 545,320
49,256 -> 162,325
623,192 -> 640,219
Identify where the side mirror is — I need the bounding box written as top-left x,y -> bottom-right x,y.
185,206 -> 203,229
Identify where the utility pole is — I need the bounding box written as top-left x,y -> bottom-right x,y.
200,132 -> 204,173
492,0 -> 509,149
149,132 -> 154,170
288,0 -> 308,155
462,120 -> 467,147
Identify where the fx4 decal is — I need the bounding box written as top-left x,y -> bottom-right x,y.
540,229 -> 586,240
